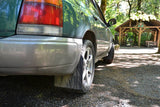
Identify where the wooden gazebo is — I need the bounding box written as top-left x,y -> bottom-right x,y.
115,19 -> 160,47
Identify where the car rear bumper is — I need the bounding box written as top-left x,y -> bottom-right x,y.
0,35 -> 82,76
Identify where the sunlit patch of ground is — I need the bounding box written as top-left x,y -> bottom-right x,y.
116,47 -> 158,54
109,47 -> 160,68
110,54 -> 160,68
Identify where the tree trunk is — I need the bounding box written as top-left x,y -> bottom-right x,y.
127,0 -> 132,18
154,5 -> 159,18
137,0 -> 142,11
100,0 -> 107,15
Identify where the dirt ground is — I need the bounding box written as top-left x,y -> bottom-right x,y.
0,47 -> 160,107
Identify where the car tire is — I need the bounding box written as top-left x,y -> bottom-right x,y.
75,40 -> 95,92
54,40 -> 95,93
103,44 -> 114,64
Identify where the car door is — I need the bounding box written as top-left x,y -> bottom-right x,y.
89,0 -> 110,57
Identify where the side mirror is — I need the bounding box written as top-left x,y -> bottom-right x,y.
108,18 -> 116,26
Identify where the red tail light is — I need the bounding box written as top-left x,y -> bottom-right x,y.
19,3 -> 63,26
17,0 -> 63,36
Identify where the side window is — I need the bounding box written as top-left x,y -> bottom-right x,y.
88,0 -> 99,16
94,1 -> 106,23
89,0 -> 106,23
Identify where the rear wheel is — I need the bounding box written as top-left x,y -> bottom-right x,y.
81,40 -> 95,91
54,40 -> 95,93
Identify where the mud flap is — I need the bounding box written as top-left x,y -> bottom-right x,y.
54,56 -> 84,90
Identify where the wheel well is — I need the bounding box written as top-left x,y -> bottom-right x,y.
83,31 -> 97,54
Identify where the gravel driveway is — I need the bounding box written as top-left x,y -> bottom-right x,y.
0,47 -> 160,107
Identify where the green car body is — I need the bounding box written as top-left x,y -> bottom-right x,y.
0,0 -> 115,92
0,0 -> 22,36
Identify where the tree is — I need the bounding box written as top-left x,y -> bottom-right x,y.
137,0 -> 142,10
127,0 -> 134,18
100,0 -> 107,15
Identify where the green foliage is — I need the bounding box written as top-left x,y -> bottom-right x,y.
104,0 -> 129,35
98,0 -> 160,37
109,25 -> 117,35
95,0 -> 160,48
125,32 -> 152,46
126,32 -> 134,45
141,33 -> 151,45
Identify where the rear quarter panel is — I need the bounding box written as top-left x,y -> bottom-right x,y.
0,0 -> 22,36
62,0 -> 92,38
62,0 -> 112,56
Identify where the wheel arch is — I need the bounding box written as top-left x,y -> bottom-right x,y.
83,31 -> 97,55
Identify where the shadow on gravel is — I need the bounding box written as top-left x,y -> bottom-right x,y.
0,76 -> 82,107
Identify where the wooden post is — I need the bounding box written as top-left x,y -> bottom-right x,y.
119,27 -> 122,45
157,30 -> 160,47
138,28 -> 142,47
158,30 -> 160,53
154,31 -> 157,42
122,33 -> 124,45
122,33 -> 125,45
122,32 -> 126,45
129,20 -> 131,27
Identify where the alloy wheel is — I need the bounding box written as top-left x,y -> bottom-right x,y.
82,47 -> 94,87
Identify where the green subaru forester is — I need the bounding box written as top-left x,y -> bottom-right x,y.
0,0 -> 116,93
